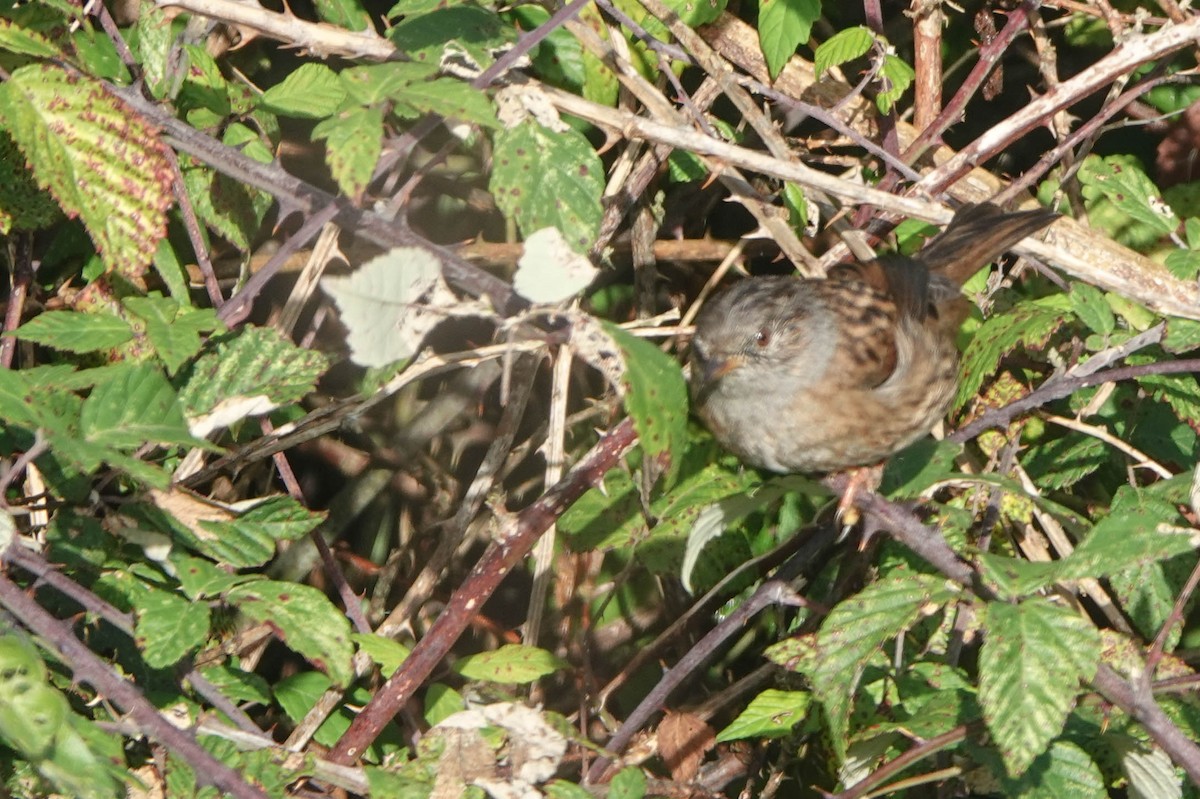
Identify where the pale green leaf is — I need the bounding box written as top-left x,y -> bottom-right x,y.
717,689 -> 811,741
979,599 -> 1100,774
758,0 -> 819,79
814,26 -> 873,76
608,767 -> 646,799
321,247 -> 478,368
0,64 -> 172,275
135,587 -> 210,668
0,19 -> 62,58
261,63 -> 347,118
514,228 -> 599,303
387,5 -> 513,69
491,121 -> 604,252
313,105 -> 384,200
1113,735 -> 1182,799
340,62 -> 438,105
228,581 -> 354,685
9,311 -> 134,353
454,644 -> 566,684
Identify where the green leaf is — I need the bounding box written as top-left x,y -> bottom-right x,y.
340,62 -> 439,105
1078,155 -> 1178,236
454,644 -> 566,684
353,633 -> 411,673
1068,283 -> 1115,335
422,683 -> 463,727
1134,358 -> 1200,434
0,130 -> 61,234
491,121 -> 604,252
196,496 -> 327,568
608,767 -> 646,799
81,364 -> 200,450
998,740 -> 1107,798
260,63 -> 347,118
1163,317 -> 1200,353
0,19 -> 62,58
955,295 -> 1071,410
135,586 -> 211,668
312,105 -> 384,199
393,78 -> 498,129
196,664 -> 273,706
228,581 -> 354,685
387,5 -> 513,68
811,572 -> 957,758
1021,434 -> 1107,490
9,311 -> 134,353
172,553 -> 258,599
879,438 -> 963,498
757,0 -> 819,78
1056,507 -> 1195,583
717,689 -> 811,741
979,598 -> 1100,774
312,0 -> 371,30
178,326 -> 329,436
876,53 -> 915,114
815,26 -> 873,76
601,322 -> 689,488
0,64 -> 173,276
123,295 -> 222,374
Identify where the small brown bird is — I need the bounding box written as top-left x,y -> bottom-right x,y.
689,203 -> 1058,475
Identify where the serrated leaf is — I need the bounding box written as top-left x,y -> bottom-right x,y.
1113,735 -> 1182,799
353,633 -> 411,673
387,5 -> 512,69
0,19 -> 62,58
514,227 -> 599,303
321,247 -> 490,368
879,438 -> 963,498
261,63 -> 347,118
0,64 -> 172,276
313,105 -> 384,199
228,581 -> 353,685
81,363 -> 201,450
1134,358 -> 1200,434
876,53 -> 914,114
608,767 -> 646,799
811,572 -> 956,758
340,62 -> 439,105
955,295 -> 1071,409
313,0 -> 371,30
491,121 -> 604,252
196,496 -> 327,568
1163,317 -> 1200,353
9,311 -> 134,353
814,26 -> 873,75
454,644 -> 566,684
979,599 -> 1100,774
1079,155 -> 1178,236
999,740 -> 1107,798
1056,507 -> 1195,583
601,322 -> 688,488
0,130 -> 61,234
1069,282 -> 1115,335
123,295 -> 222,374
179,326 -> 329,437
717,689 -> 811,742
135,586 -> 211,668
394,78 -> 498,129
196,664 -> 272,706
758,0 -> 819,79
1021,434 -> 1108,490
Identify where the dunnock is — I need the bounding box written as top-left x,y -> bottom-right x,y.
689,203 -> 1058,474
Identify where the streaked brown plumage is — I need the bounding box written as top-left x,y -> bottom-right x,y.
689,203 -> 1058,473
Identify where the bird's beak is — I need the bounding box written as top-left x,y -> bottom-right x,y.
695,353 -> 744,385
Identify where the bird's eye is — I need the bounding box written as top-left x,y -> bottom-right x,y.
753,328 -> 771,348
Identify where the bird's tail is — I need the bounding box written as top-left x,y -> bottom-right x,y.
919,202 -> 1059,286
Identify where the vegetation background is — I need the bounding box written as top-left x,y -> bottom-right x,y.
0,0 -> 1199,795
